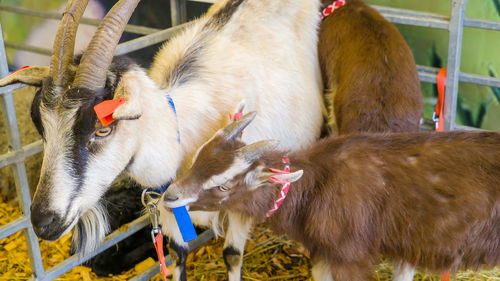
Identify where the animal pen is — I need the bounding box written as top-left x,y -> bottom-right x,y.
0,0 -> 499,280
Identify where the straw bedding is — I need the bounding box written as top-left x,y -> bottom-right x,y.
1,195 -> 498,281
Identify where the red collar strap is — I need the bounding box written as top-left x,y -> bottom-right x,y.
266,157 -> 292,217
320,0 -> 346,20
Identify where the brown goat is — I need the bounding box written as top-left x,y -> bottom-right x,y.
319,0 -> 422,134
163,113 -> 500,281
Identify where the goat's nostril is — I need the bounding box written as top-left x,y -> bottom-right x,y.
31,209 -> 56,234
164,194 -> 179,202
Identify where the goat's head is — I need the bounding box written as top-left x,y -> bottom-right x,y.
163,112 -> 303,213
0,0 -> 160,249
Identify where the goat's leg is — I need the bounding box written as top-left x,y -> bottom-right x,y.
330,261 -> 374,281
160,211 -> 189,281
223,212 -> 253,281
392,262 -> 416,281
311,259 -> 334,281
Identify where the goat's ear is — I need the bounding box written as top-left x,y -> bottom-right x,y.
0,66 -> 49,87
254,169 -> 303,188
270,170 -> 303,183
112,77 -> 143,121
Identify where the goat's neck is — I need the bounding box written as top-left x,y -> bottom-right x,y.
125,87 -> 183,187
240,152 -> 315,235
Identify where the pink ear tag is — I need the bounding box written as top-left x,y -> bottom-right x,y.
94,98 -> 126,126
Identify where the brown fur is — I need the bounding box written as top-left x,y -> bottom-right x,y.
319,0 -> 422,134
167,130 -> 500,280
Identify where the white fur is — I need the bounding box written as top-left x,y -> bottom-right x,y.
311,260 -> 334,281
393,262 -> 416,281
224,212 -> 253,281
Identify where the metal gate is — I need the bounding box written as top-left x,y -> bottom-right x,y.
0,0 -> 499,280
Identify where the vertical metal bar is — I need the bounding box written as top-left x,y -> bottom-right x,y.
179,0 -> 188,23
0,24 -> 46,279
170,0 -> 181,26
443,0 -> 468,130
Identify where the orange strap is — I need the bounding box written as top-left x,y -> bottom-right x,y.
153,232 -> 169,281
441,273 -> 451,281
434,68 -> 447,132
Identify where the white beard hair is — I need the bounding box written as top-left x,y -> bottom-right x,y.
71,203 -> 110,258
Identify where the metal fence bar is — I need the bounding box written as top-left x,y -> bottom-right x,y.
0,217 -> 30,240
0,3 -> 161,35
0,84 -> 27,95
0,140 -> 43,169
170,0 -> 182,26
130,229 -> 215,281
464,17 -> 500,31
4,41 -> 52,56
0,24 -> 45,279
417,65 -> 500,88
31,216 -> 149,281
2,23 -> 188,61
444,0 -> 468,131
115,23 -> 189,56
374,5 -> 450,29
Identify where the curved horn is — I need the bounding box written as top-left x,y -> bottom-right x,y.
50,0 -> 90,86
222,111 -> 257,140
74,0 -> 140,90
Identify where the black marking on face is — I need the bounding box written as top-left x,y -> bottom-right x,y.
59,56 -> 138,193
208,0 -> 246,29
223,245 -> 242,272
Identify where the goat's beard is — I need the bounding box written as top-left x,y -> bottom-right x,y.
71,203 -> 110,258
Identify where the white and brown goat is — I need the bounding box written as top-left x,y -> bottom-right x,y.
0,0 -> 323,280
164,112 -> 500,281
319,0 -> 422,135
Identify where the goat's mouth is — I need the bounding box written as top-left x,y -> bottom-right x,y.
162,196 -> 197,210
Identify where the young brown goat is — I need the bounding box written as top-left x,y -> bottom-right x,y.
319,0 -> 422,134
163,113 -> 500,281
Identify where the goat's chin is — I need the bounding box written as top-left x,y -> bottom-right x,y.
71,204 -> 109,259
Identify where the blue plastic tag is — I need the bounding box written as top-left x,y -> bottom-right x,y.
171,206 -> 197,242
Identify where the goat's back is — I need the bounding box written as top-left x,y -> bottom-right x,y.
318,0 -> 422,134
293,131 -> 500,271
150,0 -> 324,152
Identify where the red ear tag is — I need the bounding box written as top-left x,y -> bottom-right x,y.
94,98 -> 126,127
12,66 -> 30,73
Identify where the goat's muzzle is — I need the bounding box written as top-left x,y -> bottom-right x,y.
30,204 -> 72,240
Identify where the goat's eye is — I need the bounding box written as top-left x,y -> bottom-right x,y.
95,127 -> 113,138
217,185 -> 230,192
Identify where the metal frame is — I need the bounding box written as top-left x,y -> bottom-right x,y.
0,0 -> 499,280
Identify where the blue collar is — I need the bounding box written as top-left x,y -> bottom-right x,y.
166,94 -> 180,143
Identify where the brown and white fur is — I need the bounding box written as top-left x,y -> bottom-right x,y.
164,113 -> 500,281
0,0 -> 323,280
319,0 -> 422,135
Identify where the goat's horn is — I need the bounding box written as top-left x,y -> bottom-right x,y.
50,0 -> 90,86
237,140 -> 279,163
222,111 -> 257,140
73,0 -> 140,90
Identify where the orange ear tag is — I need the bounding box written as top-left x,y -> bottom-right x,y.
94,98 -> 126,126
